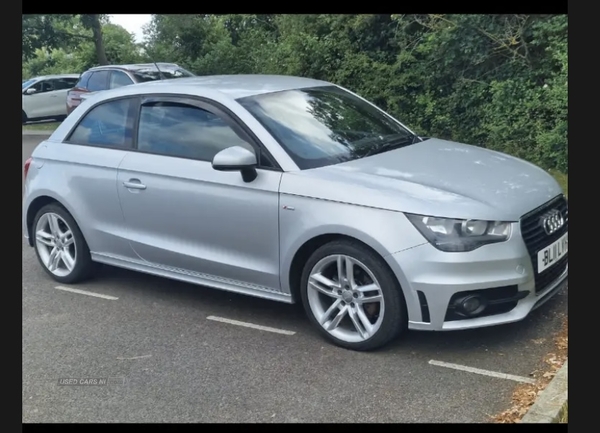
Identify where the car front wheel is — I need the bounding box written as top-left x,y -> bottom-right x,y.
32,203 -> 94,284
300,239 -> 407,351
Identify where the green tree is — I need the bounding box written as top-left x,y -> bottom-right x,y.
22,14 -> 109,65
22,23 -> 144,79
29,13 -> 566,173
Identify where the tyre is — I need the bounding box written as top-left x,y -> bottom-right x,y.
32,203 -> 95,284
22,110 -> 28,124
300,239 -> 407,351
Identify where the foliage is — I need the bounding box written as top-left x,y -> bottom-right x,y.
22,15 -> 110,62
22,14 -> 568,173
558,402 -> 568,423
550,170 -> 568,197
22,14 -> 77,61
142,14 -> 567,173
22,23 -> 144,79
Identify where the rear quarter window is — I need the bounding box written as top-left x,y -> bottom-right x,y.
64,77 -> 79,88
67,98 -> 135,148
76,71 -> 93,89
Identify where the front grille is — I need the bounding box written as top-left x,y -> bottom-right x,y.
520,195 -> 568,293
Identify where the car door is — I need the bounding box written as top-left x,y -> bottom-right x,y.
45,78 -> 78,117
23,80 -> 56,118
116,96 -> 283,292
62,96 -> 138,259
37,80 -> 64,117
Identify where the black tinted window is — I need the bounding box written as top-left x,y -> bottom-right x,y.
76,71 -> 92,88
238,86 -> 415,169
86,71 -> 109,91
137,102 -> 253,162
68,98 -> 133,148
22,79 -> 36,89
30,80 -> 54,93
131,68 -> 194,83
28,81 -> 43,92
52,78 -> 78,90
109,71 -> 134,89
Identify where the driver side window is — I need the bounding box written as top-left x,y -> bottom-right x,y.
29,80 -> 54,94
137,102 -> 256,163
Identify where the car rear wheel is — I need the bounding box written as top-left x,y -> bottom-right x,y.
32,203 -> 94,284
300,239 -> 407,351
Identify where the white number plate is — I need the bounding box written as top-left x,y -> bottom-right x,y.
537,232 -> 568,273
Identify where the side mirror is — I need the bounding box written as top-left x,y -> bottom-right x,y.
212,146 -> 258,183
24,88 -> 37,95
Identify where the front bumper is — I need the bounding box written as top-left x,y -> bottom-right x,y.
385,222 -> 567,331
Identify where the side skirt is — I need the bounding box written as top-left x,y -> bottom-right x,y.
91,252 -> 293,304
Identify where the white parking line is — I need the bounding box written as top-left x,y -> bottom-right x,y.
428,360 -> 536,384
54,286 -> 119,301
117,355 -> 152,360
206,316 -> 296,335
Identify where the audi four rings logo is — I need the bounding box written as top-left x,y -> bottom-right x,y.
541,209 -> 564,235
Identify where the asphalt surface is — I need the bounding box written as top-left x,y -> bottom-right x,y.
22,135 -> 568,423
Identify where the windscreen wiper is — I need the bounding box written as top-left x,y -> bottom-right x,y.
363,134 -> 420,157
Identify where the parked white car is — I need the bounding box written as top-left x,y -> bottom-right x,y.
22,74 -> 80,124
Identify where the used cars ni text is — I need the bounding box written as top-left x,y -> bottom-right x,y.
22,75 -> 568,351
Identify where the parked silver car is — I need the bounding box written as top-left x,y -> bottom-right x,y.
22,75 -> 568,350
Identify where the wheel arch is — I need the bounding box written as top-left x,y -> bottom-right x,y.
286,231 -> 403,304
25,194 -> 82,247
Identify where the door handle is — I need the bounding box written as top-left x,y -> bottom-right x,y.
123,180 -> 146,190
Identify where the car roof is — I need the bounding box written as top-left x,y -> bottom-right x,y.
95,74 -> 333,100
87,63 -> 182,72
25,74 -> 80,81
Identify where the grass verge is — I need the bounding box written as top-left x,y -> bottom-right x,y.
492,316 -> 568,423
22,122 -> 61,131
549,170 -> 568,197
558,402 -> 568,423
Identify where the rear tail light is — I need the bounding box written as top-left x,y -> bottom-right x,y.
67,88 -> 89,106
67,91 -> 82,103
24,157 -> 32,179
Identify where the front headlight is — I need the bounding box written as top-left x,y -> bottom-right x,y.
406,214 -> 512,252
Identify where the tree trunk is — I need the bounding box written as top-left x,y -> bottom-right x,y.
89,14 -> 109,65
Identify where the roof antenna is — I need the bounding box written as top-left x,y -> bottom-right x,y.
153,61 -> 166,80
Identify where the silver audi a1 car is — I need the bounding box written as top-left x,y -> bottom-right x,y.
22,75 -> 568,351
